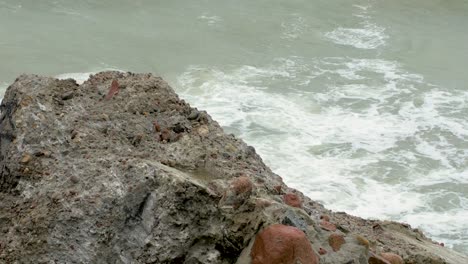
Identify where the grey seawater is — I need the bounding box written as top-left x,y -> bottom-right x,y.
1,0 -> 467,254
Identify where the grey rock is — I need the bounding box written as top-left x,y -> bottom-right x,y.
0,72 -> 466,264
61,91 -> 75,100
187,109 -> 200,120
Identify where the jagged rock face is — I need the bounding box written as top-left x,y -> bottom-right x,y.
0,72 -> 269,263
0,72 -> 466,264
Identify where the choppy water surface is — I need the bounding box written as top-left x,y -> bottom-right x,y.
1,0 -> 467,254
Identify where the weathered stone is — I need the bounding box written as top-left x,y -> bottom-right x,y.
381,252 -> 403,264
153,121 -> 161,132
69,175 -> 79,184
20,154 -> 31,164
282,209 -> 308,231
61,91 -> 74,100
255,198 -> 272,209
369,252 -> 391,264
160,128 -> 171,142
320,214 -> 330,222
320,220 -> 337,232
354,236 -> 369,252
187,110 -> 200,120
319,247 -> 327,255
283,193 -> 302,208
250,224 -> 318,264
231,176 -> 253,195
104,79 -> 120,100
197,125 -> 210,136
274,185 -> 282,194
328,233 -> 346,252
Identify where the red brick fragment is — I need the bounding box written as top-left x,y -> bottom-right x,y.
320,214 -> 330,222
328,233 -> 345,252
283,193 -> 302,208
274,185 -> 282,194
251,224 -> 319,264
318,247 -> 327,255
231,176 -> 253,195
320,220 -> 337,232
104,80 -> 120,100
160,128 -> 171,142
153,121 -> 161,132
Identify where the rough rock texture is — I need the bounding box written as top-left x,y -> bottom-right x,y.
328,233 -> 346,252
381,253 -> 403,264
250,224 -> 318,264
0,72 -> 467,264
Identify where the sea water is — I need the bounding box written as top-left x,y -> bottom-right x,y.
1,0 -> 467,254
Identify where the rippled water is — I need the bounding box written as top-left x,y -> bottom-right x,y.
1,0 -> 467,254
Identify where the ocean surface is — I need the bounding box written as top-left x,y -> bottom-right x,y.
1,0 -> 467,254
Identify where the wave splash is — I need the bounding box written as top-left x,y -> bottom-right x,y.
176,56 -> 468,252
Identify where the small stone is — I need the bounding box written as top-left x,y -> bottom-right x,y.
250,224 -> 319,264
283,193 -> 302,208
320,220 -> 337,232
282,210 -> 308,231
197,125 -> 209,136
328,233 -> 345,252
380,253 -> 403,264
368,252 -> 391,264
231,176 -> 253,195
71,130 -> 78,139
245,146 -> 256,157
34,150 -> 49,157
356,235 -> 370,248
104,80 -> 120,100
255,199 -> 272,209
131,134 -> 144,146
187,110 -> 199,120
172,123 -> 185,133
372,223 -> 384,233
318,247 -> 327,255
198,112 -> 209,124
160,128 -> 171,142
70,175 -> 80,184
170,132 -> 183,143
320,214 -> 330,222
21,154 -> 31,164
61,91 -> 74,100
225,144 -> 237,153
440,242 -> 444,247
274,185 -> 282,194
153,121 -> 161,132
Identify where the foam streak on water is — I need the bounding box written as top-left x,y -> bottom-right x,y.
324,4 -> 388,49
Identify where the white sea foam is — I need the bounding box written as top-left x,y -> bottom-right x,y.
324,23 -> 388,49
197,14 -> 222,26
176,55 -> 468,251
402,209 -> 468,250
0,82 -> 7,103
56,68 -> 125,84
56,72 -> 93,85
325,4 -> 388,49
